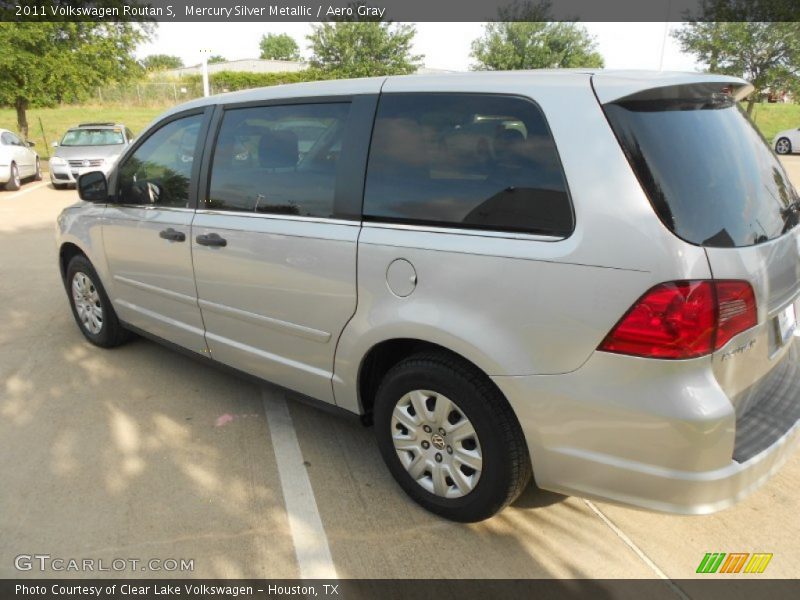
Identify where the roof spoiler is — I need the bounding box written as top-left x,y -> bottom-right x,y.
591,71 -> 753,105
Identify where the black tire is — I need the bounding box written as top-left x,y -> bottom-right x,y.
33,158 -> 42,181
65,254 -> 130,348
776,137 -> 792,155
374,351 -> 532,522
5,163 -> 20,191
52,182 -> 67,190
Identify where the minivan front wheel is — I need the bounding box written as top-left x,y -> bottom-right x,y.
374,351 -> 532,522
66,255 -> 130,347
776,137 -> 792,155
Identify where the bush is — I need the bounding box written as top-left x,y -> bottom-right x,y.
180,70 -> 324,93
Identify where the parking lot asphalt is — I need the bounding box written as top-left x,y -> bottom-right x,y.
1,157 -> 799,585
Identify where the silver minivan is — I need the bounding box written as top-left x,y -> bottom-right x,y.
57,71 -> 800,522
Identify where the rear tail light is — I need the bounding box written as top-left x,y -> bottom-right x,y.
714,281 -> 757,348
598,280 -> 756,359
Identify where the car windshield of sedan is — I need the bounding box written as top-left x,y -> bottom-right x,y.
60,128 -> 124,146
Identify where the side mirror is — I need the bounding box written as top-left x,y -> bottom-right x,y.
77,171 -> 109,203
26,140 -> 35,147
51,141 -> 59,147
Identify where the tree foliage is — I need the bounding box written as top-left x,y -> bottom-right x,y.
673,20 -> 800,113
259,33 -> 301,61
307,21 -> 423,78
141,54 -> 183,71
208,55 -> 227,64
0,20 -> 148,138
470,1 -> 603,70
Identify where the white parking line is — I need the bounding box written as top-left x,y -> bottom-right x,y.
583,500 -> 690,599
262,388 -> 338,579
1,182 -> 49,200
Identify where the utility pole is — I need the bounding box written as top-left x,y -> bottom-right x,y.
200,49 -> 210,97
658,0 -> 673,71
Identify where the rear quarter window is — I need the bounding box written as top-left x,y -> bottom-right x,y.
363,93 -> 573,237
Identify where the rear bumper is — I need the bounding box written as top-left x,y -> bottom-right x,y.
492,341 -> 800,514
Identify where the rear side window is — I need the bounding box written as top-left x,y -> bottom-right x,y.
208,103 -> 349,217
603,84 -> 800,247
363,93 -> 573,236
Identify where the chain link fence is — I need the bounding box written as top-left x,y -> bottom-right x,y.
93,81 -> 208,106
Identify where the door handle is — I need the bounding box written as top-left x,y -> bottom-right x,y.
196,232 -> 227,247
159,228 -> 186,242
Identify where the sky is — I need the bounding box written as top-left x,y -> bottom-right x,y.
136,22 -> 701,72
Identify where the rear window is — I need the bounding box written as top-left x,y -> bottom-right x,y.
363,93 -> 573,237
604,84 -> 800,248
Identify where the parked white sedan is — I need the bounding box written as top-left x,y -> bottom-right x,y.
774,126 -> 800,155
0,129 -> 41,190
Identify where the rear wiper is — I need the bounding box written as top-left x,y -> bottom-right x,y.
781,199 -> 800,216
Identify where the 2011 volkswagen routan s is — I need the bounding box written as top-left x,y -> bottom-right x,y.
56,71 -> 800,522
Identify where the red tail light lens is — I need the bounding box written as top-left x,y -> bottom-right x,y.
598,280 -> 756,359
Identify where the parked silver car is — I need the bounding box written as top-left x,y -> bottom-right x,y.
50,122 -> 134,189
0,129 -> 41,190
56,71 -> 800,521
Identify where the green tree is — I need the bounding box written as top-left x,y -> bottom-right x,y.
259,33 -> 301,61
673,21 -> 800,114
0,21 -> 148,139
307,21 -> 422,78
208,55 -> 228,64
142,54 -> 184,71
471,2 -> 603,71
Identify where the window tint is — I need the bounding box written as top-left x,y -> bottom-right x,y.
363,94 -> 572,236
208,103 -> 349,217
604,87 -> 799,247
117,114 -> 202,208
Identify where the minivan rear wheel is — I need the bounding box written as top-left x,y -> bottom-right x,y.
374,351 -> 532,522
66,255 -> 130,348
776,137 -> 792,155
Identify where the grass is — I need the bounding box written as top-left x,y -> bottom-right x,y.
749,103 -> 800,141
2,100 -> 799,161
0,105 -> 168,160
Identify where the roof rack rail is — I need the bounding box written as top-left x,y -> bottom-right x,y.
77,122 -> 117,127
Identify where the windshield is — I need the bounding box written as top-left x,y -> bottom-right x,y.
604,87 -> 800,248
60,128 -> 124,147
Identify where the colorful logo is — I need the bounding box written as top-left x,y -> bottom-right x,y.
696,552 -> 773,574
